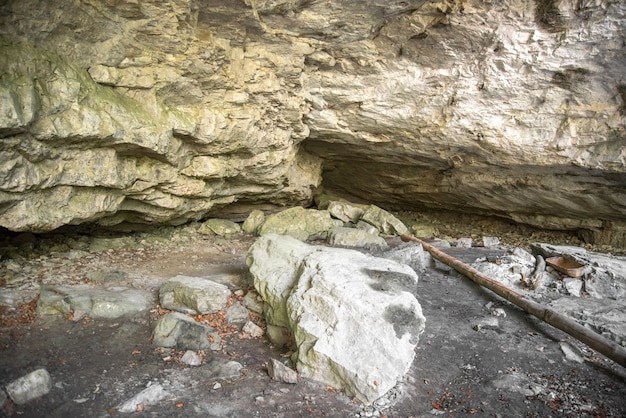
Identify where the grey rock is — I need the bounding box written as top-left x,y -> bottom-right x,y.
563,278 -> 583,297
37,285 -> 152,318
5,368 -> 52,405
491,373 -> 543,397
159,275 -> 231,315
242,291 -> 264,314
117,383 -> 168,413
181,350 -> 202,366
199,360 -> 243,380
267,359 -> 298,384
560,342 -> 585,364
225,302 -> 249,323
247,234 -> 425,404
327,226 -> 388,249
482,236 -> 500,248
152,312 -> 213,350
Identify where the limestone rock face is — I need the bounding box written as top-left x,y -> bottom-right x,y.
0,0 -> 625,243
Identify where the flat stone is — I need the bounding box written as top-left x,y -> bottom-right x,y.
37,285 -> 152,318
327,201 -> 364,223
152,312 -> 213,350
159,275 -> 231,315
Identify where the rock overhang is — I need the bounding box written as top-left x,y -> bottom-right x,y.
0,0 -> 624,246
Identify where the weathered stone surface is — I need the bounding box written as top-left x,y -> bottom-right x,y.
198,219 -> 242,236
257,207 -> 340,241
327,226 -> 388,249
327,201 -> 365,223
152,312 -> 213,350
247,234 -> 425,404
0,0 -> 624,245
5,369 -> 52,406
159,276 -> 231,315
37,285 -> 152,319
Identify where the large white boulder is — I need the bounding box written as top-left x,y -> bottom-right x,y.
247,234 -> 425,404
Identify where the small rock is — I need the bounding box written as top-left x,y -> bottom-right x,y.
563,278 -> 583,297
482,236 -> 500,248
117,383 -> 168,413
327,226 -> 388,249
267,359 -> 298,384
5,368 -> 52,405
86,270 -> 128,283
242,321 -> 264,338
225,302 -> 249,323
212,382 -> 222,390
242,210 -> 265,234
201,360 -> 243,380
181,350 -> 202,366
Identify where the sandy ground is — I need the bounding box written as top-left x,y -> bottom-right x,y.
1,219 -> 625,417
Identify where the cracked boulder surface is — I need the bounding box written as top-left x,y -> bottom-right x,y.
0,0 -> 625,247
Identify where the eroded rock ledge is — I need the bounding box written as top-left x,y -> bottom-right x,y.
0,0 -> 625,245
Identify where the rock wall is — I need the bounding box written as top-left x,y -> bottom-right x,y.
0,0 -> 625,243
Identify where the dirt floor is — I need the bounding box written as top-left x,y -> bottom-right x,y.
1,213 -> 625,417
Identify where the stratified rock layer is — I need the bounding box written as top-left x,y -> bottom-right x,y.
0,0 -> 624,244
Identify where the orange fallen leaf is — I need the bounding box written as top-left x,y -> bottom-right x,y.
175,402 -> 184,408
131,350 -> 141,355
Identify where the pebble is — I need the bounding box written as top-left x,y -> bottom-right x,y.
213,383 -> 222,390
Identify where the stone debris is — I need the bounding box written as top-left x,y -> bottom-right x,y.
360,205 -> 409,236
5,368 -> 52,405
159,275 -> 231,315
327,201 -> 364,223
181,350 -> 202,366
116,382 -> 168,413
242,320 -> 264,338
491,372 -> 544,397
37,285 -> 152,319
267,359 -> 299,384
198,360 -> 243,381
248,234 -> 425,404
152,312 -> 215,350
